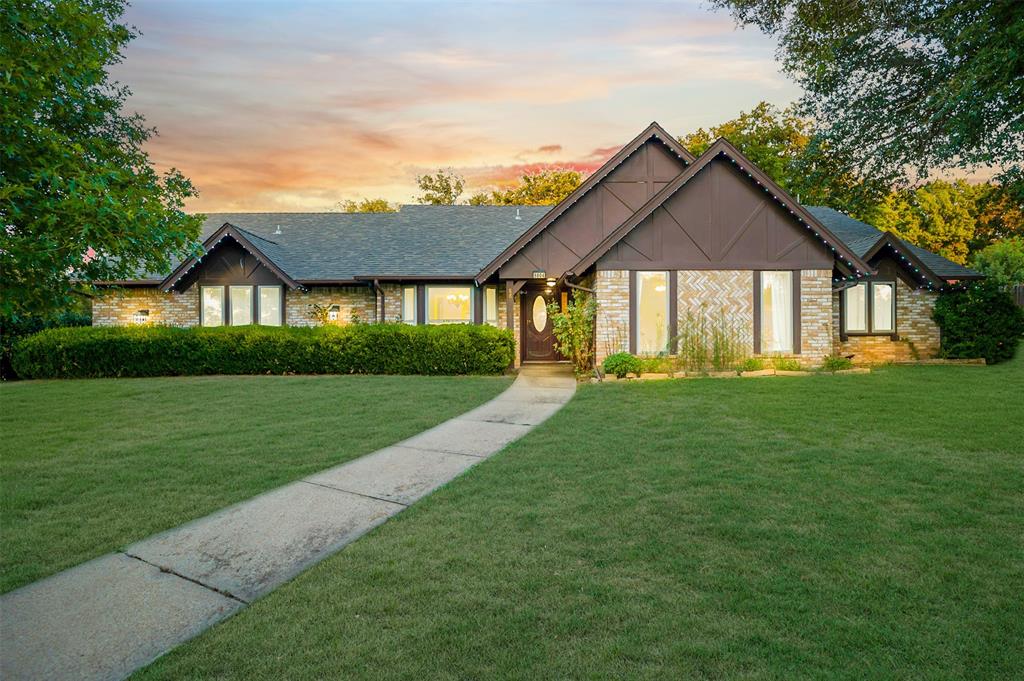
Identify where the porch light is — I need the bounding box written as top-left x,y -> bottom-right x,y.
327,304 -> 341,321
132,309 -> 149,325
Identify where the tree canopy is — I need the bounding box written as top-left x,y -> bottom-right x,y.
972,238 -> 1024,287
469,168 -> 583,206
415,169 -> 465,205
337,198 -> 397,213
710,0 -> 1024,198
0,0 -> 203,319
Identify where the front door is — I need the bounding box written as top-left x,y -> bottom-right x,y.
522,289 -> 558,362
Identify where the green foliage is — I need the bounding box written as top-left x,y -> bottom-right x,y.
1,308 -> 91,379
710,0 -> 1024,198
674,306 -> 749,373
470,169 -> 584,206
739,357 -> 764,372
821,354 -> 854,372
547,290 -> 596,376
933,280 -> 1024,364
972,238 -> 1024,287
415,169 -> 465,205
0,0 -> 203,319
11,324 -> 515,379
678,102 -> 888,219
337,198 -> 397,213
602,352 -> 640,379
771,357 -> 802,372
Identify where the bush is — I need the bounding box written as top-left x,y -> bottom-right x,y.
10,324 -> 515,379
548,291 -> 597,377
602,351 -> 641,378
932,280 -> 1024,364
821,354 -> 853,371
738,357 -> 764,372
771,357 -> 802,371
1,310 -> 91,379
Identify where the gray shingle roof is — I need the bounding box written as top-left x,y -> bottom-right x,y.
805,206 -> 982,279
186,205 -> 550,282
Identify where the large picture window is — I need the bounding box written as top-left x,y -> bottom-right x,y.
760,271 -> 793,353
230,286 -> 253,326
402,286 -> 417,324
426,286 -> 472,324
201,286 -> 224,327
636,271 -> 670,354
259,286 -> 282,326
844,281 -> 895,334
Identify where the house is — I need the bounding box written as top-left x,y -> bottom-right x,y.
94,122 -> 983,366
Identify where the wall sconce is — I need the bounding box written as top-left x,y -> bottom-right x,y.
132,309 -> 150,325
327,304 -> 341,321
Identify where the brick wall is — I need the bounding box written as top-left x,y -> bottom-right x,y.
799,270 -> 833,363
677,270 -> 755,354
285,286 -> 377,327
595,270 -> 629,363
832,279 -> 940,363
92,287 -> 199,327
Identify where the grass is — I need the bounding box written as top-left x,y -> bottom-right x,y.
136,357 -> 1023,680
0,374 -> 510,593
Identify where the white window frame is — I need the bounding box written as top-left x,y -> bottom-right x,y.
230,285 -> 254,326
201,286 -> 225,327
483,286 -> 498,326
759,270 -> 794,354
258,285 -> 283,326
636,271 -> 670,355
425,285 -> 473,324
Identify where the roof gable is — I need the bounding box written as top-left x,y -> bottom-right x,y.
474,122 -> 694,283
160,223 -> 301,291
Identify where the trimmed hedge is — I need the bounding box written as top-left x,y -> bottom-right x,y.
932,280 -> 1024,364
11,324 -> 516,379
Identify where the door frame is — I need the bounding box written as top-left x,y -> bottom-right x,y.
519,284 -> 564,363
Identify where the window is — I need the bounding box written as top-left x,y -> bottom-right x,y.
483,286 -> 498,326
259,286 -> 282,326
760,271 -> 793,353
636,271 -> 669,354
426,286 -> 472,324
230,286 -> 253,325
201,286 -> 224,327
402,286 -> 416,324
844,281 -> 895,334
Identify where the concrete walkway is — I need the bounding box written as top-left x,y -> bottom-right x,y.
0,365 -> 575,681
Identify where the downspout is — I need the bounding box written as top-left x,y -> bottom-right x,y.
372,279 -> 384,323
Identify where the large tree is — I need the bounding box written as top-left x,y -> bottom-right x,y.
679,102 -> 888,219
710,0 -> 1024,197
469,168 -> 584,206
414,169 -> 465,205
0,0 -> 203,319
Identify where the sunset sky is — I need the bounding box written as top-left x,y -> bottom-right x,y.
115,0 -> 803,212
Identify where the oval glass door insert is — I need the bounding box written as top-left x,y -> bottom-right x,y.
532,295 -> 547,331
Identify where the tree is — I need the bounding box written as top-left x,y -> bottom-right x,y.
415,169 -> 464,205
933,280 -> 1024,363
337,198 -> 397,213
972,238 -> 1024,287
678,102 -> 888,219
0,0 -> 203,320
971,187 -> 1024,252
710,0 -> 1024,198
470,168 -> 584,206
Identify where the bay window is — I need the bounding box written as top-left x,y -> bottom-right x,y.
201,286 -> 224,327
426,286 -> 472,324
636,271 -> 670,354
259,286 -> 282,326
402,286 -> 417,324
760,271 -> 793,353
844,281 -> 895,334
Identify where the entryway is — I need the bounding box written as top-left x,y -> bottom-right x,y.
520,285 -> 563,363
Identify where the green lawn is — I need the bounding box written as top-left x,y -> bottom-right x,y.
0,374 -> 511,593
137,358 -> 1023,680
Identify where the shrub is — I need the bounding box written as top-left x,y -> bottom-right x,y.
772,357 -> 802,371
638,355 -> 675,374
821,354 -> 853,371
602,351 -> 641,378
675,305 -> 749,372
1,309 -> 91,379
10,324 -> 515,379
738,357 -> 764,372
548,290 -> 597,377
933,279 -> 1024,364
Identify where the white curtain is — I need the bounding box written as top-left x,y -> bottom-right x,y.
762,271 -> 793,353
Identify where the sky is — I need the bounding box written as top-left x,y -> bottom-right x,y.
114,0 -> 803,212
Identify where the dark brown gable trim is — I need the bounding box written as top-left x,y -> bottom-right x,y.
474,122 -> 694,285
567,139 -> 874,279
861,234 -> 954,288
160,223 -> 300,292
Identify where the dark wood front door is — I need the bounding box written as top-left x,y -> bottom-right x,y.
522,289 -> 558,362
